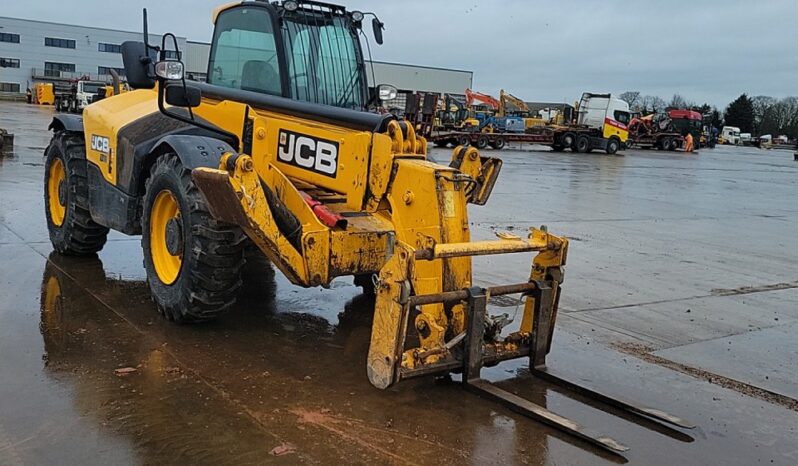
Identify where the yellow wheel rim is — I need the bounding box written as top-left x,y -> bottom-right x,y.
42,275 -> 62,328
48,158 -> 66,227
150,190 -> 183,285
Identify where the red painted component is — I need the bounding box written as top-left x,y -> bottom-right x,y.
604,117 -> 628,131
668,109 -> 701,121
300,191 -> 348,230
465,88 -> 499,110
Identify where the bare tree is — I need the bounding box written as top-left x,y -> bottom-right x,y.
619,91 -> 641,109
640,95 -> 666,113
669,94 -> 690,109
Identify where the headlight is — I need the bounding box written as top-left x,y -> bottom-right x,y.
284,1 -> 299,11
154,60 -> 184,80
378,84 -> 398,101
351,10 -> 364,22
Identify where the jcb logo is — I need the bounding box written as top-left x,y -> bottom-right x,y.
91,135 -> 110,154
277,130 -> 338,177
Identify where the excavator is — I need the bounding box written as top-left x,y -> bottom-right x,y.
436,94 -> 479,131
465,88 -> 504,132
42,0 -> 691,455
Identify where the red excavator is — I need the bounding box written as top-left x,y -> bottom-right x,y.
465,88 -> 500,110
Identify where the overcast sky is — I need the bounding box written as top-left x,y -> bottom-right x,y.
5,0 -> 797,108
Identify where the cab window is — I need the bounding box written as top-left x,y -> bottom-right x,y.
614,110 -> 630,125
208,8 -> 282,96
283,15 -> 364,109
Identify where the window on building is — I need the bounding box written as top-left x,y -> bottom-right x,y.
0,33 -> 20,44
98,42 -> 122,53
0,83 -> 21,93
163,50 -> 181,60
0,58 -> 20,68
186,72 -> 207,82
45,37 -> 76,49
44,62 -> 76,77
98,66 -> 126,77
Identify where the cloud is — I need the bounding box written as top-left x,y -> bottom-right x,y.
5,0 -> 797,107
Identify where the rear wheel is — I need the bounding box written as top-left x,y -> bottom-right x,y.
476,135 -> 489,150
142,154 -> 245,323
457,135 -> 470,147
44,132 -> 109,255
606,138 -> 620,155
560,133 -> 576,151
575,134 -> 590,153
490,137 -> 506,150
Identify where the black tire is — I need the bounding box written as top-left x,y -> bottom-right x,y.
560,133 -> 576,150
668,139 -> 678,151
476,135 -> 489,150
551,144 -> 565,152
457,135 -> 470,147
141,154 -> 245,323
575,134 -> 590,153
606,138 -> 620,155
490,137 -> 506,150
659,137 -> 670,150
44,132 -> 109,255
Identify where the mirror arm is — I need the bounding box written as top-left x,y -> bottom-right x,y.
156,81 -> 241,150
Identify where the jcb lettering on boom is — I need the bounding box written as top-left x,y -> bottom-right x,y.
277,129 -> 338,177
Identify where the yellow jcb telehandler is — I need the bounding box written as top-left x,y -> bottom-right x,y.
42,1 -> 691,454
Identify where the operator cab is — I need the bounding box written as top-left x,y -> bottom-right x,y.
208,0 -> 388,111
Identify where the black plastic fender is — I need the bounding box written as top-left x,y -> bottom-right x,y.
149,134 -> 236,170
48,114 -> 84,133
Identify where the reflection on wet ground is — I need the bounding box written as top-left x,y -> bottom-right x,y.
1,102 -> 798,465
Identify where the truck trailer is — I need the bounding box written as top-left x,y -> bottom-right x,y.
424,93 -> 631,155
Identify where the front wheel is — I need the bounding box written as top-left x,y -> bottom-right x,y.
44,132 -> 109,255
142,154 -> 245,323
606,138 -> 620,155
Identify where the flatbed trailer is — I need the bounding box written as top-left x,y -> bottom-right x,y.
627,132 -> 683,151
428,125 -> 625,154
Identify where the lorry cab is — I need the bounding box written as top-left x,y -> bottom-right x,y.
75,81 -> 104,110
576,93 -> 630,143
721,126 -> 741,145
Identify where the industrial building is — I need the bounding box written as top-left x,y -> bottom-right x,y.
0,16 -> 472,105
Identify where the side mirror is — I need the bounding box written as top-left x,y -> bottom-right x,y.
372,18 -> 384,45
377,84 -> 397,102
165,83 -> 201,108
121,41 -> 155,89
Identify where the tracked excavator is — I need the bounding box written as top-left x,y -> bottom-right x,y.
42,0 -> 692,455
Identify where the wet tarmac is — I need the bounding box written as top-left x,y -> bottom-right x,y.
1,101 -> 797,465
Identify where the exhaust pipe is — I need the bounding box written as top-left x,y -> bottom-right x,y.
109,69 -> 121,96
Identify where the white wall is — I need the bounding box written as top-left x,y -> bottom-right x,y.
0,16 -> 186,92
365,61 -> 472,94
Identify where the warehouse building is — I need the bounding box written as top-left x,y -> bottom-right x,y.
0,16 -> 472,106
